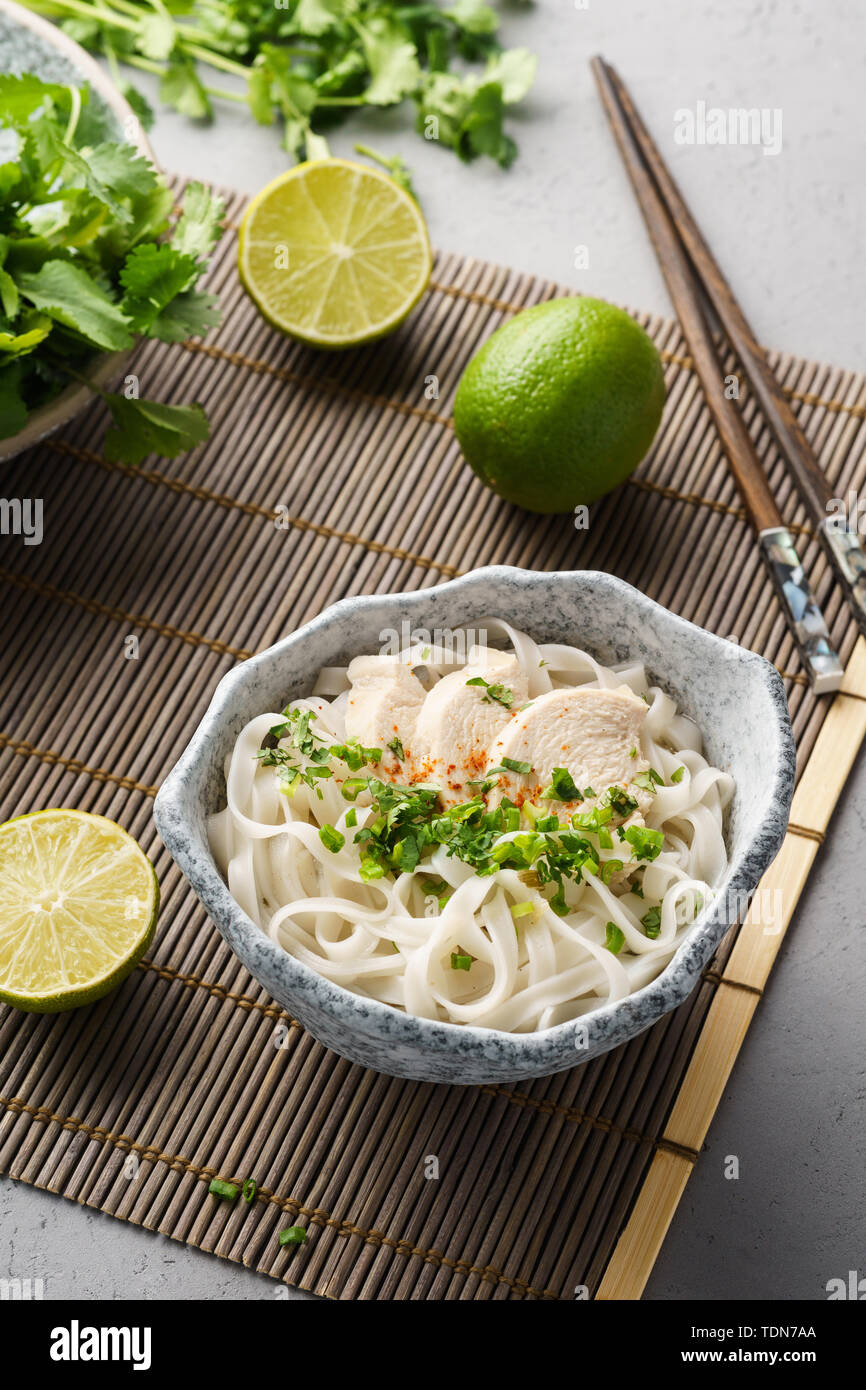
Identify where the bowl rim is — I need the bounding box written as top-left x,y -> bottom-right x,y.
0,0 -> 157,464
154,566 -> 796,1068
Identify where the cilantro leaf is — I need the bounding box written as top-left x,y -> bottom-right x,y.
457,83 -> 516,167
120,243 -> 200,334
160,59 -> 213,120
171,182 -> 225,261
17,261 -> 134,351
104,394 -> 210,464
482,48 -> 538,104
360,19 -> 422,105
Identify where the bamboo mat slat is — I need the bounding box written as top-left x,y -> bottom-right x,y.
2,177 -> 866,1300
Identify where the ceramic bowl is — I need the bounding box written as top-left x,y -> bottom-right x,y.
0,0 -> 156,463
155,567 -> 795,1085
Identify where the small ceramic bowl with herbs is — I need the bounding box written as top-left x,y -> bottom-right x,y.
0,0 -> 221,465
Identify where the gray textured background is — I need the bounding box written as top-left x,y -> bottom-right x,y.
3,0 -> 865,1301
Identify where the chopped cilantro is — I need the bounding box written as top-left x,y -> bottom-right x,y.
501,757 -> 531,774
641,905 -> 662,939
635,768 -> 665,792
540,767 -> 582,802
601,785 -> 639,818
387,736 -> 405,760
465,676 -> 514,708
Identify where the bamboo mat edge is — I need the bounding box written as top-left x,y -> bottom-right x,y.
597,637 -> 866,1299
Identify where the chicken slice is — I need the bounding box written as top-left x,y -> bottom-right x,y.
412,650 -> 529,805
344,656 -> 427,774
487,684 -> 651,807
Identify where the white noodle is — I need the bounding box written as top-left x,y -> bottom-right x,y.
209,628 -> 734,1032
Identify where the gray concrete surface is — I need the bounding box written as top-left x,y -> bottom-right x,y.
2,0 -> 865,1301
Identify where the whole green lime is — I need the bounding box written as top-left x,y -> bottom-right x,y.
453,296 -> 666,513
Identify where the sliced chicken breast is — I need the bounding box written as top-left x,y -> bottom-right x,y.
487,684 -> 650,807
412,650 -> 529,804
344,656 -> 427,772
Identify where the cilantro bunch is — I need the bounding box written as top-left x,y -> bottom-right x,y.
23,0 -> 536,168
0,74 -> 223,461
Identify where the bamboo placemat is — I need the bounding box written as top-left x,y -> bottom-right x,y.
2,178 -> 866,1300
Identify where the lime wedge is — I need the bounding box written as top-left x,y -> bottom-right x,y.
238,158 -> 432,348
0,810 -> 158,1013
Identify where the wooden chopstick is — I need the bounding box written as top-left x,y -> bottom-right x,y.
591,55 -> 843,694
595,57 -> 866,642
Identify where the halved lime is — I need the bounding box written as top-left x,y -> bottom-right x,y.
238,158 -> 432,348
0,810 -> 158,1013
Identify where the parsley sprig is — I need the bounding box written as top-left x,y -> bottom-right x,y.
0,75 -> 222,459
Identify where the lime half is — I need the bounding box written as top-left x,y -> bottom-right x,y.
0,810 -> 158,1013
238,158 -> 432,348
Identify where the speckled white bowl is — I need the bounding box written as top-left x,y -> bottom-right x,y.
0,0 -> 155,462
155,568 -> 795,1085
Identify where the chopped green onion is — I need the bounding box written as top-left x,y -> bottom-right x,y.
604,922 -> 625,954
671,766 -> 685,783
278,1226 -> 308,1247
345,807 -> 357,828
208,1178 -> 238,1201
450,948 -> 475,971
583,786 -> 596,799
511,901 -> 535,918
242,1179 -> 257,1204
622,825 -> 665,861
319,824 -> 345,853
600,858 -> 624,885
341,776 -> 369,801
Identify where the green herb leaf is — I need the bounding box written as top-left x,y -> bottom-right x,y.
104,394 -> 210,464
641,906 -> 662,939
17,261 -> 134,352
501,756 -> 531,774
540,767 -> 582,802
465,675 -> 513,707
